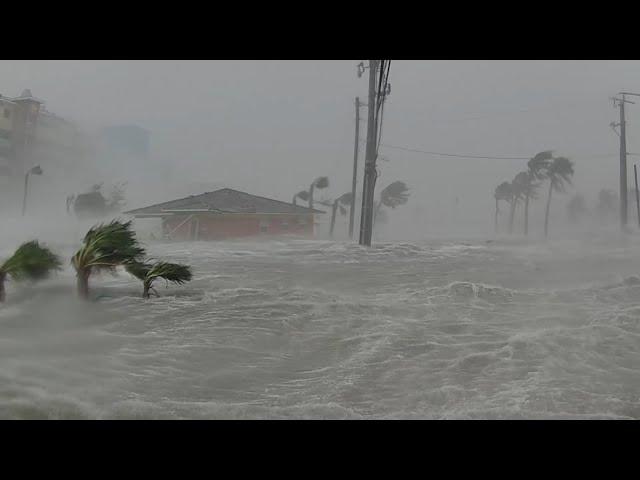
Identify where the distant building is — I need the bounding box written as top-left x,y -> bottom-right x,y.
0,89 -> 86,180
125,188 -> 324,241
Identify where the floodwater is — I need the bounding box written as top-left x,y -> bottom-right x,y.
0,233 -> 639,419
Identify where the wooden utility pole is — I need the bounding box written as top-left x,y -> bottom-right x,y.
359,60 -> 380,246
348,97 -> 361,239
635,164 -> 640,228
614,92 -> 640,230
619,95 -> 628,229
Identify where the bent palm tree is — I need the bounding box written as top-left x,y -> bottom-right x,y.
292,190 -> 309,207
494,181 -> 512,234
327,192 -> 354,237
544,156 -> 574,237
374,181 -> 409,228
524,151 -> 553,235
71,220 -> 146,299
126,260 -> 192,298
509,172 -> 529,234
0,241 -> 61,302
308,176 -> 329,210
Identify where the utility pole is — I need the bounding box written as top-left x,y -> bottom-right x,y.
613,92 -> 640,230
349,96 -> 362,239
359,60 -> 379,246
635,164 -> 640,228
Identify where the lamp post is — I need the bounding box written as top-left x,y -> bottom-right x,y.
22,164 -> 42,216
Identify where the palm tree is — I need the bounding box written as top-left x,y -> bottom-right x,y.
126,260 -> 192,298
0,241 -> 61,302
292,190 -> 309,207
71,220 -> 146,300
493,181 -> 512,234
308,176 -> 329,210
327,192 -> 354,237
374,181 -> 409,228
524,151 -> 553,235
509,172 -> 529,234
543,156 -> 574,237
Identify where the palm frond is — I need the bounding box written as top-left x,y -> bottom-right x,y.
72,219 -> 146,272
337,192 -> 353,205
1,241 -> 62,281
147,262 -> 193,286
380,181 -> 409,209
494,181 -> 513,201
312,176 -> 329,189
295,190 -> 310,202
125,261 -> 152,281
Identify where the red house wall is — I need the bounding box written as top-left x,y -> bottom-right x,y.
162,214 -> 314,240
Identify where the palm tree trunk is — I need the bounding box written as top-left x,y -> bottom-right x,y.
330,202 -> 338,237
0,272 -> 6,303
544,182 -> 553,237
495,198 -> 499,234
524,193 -> 529,236
508,200 -> 516,234
373,200 -> 383,230
77,268 -> 90,300
309,185 -> 315,210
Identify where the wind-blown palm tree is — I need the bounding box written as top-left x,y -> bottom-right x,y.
308,176 -> 329,210
494,181 -> 512,234
543,156 -> 574,237
71,220 -> 146,300
0,241 -> 61,302
374,181 -> 409,227
126,260 -> 192,298
524,151 -> 553,235
509,172 -> 529,234
292,190 -> 309,207
326,192 -> 354,237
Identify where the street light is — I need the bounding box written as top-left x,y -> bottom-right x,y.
22,164 -> 42,216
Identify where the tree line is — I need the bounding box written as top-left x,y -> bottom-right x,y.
493,151 -> 575,237
293,176 -> 410,237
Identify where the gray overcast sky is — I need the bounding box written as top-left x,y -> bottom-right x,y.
2,60 -> 640,231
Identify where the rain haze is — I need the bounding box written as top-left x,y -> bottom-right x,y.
0,60 -> 638,419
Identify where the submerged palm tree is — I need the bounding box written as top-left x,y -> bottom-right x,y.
308,176 -> 329,210
509,172 -> 529,234
327,192 -> 354,237
524,151 -> 553,235
126,260 -> 192,298
292,190 -> 309,207
493,181 -> 512,234
0,241 -> 61,302
71,220 -> 146,300
544,156 -> 574,237
374,181 -> 409,227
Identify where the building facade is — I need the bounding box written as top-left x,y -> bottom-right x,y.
125,188 -> 324,241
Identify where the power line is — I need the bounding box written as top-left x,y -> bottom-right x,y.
367,141 -> 639,161
377,143 -> 530,160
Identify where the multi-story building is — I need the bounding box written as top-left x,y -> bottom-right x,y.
0,89 -> 90,209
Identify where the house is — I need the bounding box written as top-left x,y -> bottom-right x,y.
124,188 -> 324,240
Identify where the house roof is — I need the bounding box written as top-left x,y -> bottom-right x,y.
124,188 -> 325,217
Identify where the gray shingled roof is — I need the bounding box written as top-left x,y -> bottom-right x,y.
124,188 -> 324,217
